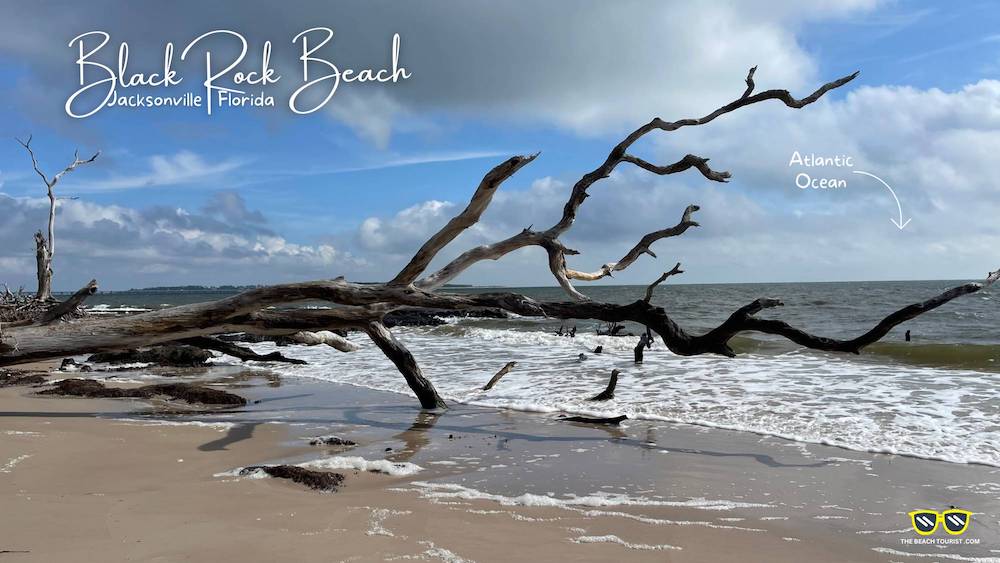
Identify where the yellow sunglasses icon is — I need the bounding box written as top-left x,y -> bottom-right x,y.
908,509 -> 972,536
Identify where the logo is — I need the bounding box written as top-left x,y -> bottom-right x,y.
908,508 -> 972,536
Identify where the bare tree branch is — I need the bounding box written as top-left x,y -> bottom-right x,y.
741,65 -> 757,99
545,69 -> 860,239
15,136 -> 99,301
563,206 -> 699,282
364,321 -> 446,409
416,68 -> 858,299
644,263 -> 684,303
621,154 -> 731,182
389,154 -> 537,286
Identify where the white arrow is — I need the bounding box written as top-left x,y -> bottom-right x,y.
851,170 -> 911,230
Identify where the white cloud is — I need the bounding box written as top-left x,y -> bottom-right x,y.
0,192 -> 363,289
357,200 -> 457,253
71,151 -> 246,192
347,79 -> 1000,285
0,1 -> 882,146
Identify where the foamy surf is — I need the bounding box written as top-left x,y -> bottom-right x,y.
402,481 -> 770,511
216,456 -> 422,483
235,317 -> 1000,467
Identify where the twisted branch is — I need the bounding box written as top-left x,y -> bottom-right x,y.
389,154 -> 537,286
563,205 -> 699,282
644,263 -> 684,303
416,68 -> 858,299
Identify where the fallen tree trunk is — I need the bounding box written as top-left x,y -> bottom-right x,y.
1,277 -> 992,370
1,67 -> 993,412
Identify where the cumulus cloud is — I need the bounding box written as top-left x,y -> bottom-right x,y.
348,79 -> 1000,285
357,200 -> 457,254
0,192 -> 362,290
0,0 -> 880,146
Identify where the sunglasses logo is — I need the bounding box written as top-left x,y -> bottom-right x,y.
908,509 -> 972,536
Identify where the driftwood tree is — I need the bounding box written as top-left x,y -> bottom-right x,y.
1,68 -> 997,410
14,136 -> 100,301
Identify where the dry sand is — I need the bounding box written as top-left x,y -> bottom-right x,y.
1,367 -> 996,562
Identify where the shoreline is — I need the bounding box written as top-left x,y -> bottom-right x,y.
2,367 -> 998,561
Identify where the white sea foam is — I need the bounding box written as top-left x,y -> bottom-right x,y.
301,456 -> 423,476
88,304 -> 152,314
406,481 -> 767,511
1,454 -> 32,473
570,534 -> 682,551
872,548 -> 1000,562
366,508 -> 411,537
248,319 -> 1000,467
114,419 -> 236,431
571,508 -> 765,531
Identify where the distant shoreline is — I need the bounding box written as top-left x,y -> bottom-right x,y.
50,277 -> 984,295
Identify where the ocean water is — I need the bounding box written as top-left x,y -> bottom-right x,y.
92,280 -> 1000,466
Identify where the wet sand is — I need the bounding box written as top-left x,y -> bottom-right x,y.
1,366 -> 997,562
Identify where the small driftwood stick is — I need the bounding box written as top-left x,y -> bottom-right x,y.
561,414 -> 628,425
588,369 -> 620,401
483,361 -> 517,391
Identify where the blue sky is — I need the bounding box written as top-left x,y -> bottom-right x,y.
1,1 -> 999,290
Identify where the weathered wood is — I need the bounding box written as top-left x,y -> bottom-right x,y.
566,213 -> 694,284
37,279 -> 97,325
286,331 -> 360,352
644,263 -> 684,303
16,136 -> 99,301
3,68 -> 991,413
363,320 -> 446,410
180,336 -> 307,365
389,154 -> 537,286
417,69 -> 859,297
1,275 -> 991,377
483,361 -> 517,391
588,369 -> 620,401
633,334 -> 649,363
33,232 -> 51,302
562,414 -> 628,425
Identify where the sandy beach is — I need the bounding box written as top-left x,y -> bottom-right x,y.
2,363 -> 997,562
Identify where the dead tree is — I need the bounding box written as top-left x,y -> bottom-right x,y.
1,67 -> 995,411
15,136 -> 100,301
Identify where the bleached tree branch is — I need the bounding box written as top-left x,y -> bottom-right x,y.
416,68 -> 859,300
389,154 -> 538,286
15,136 -> 99,301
